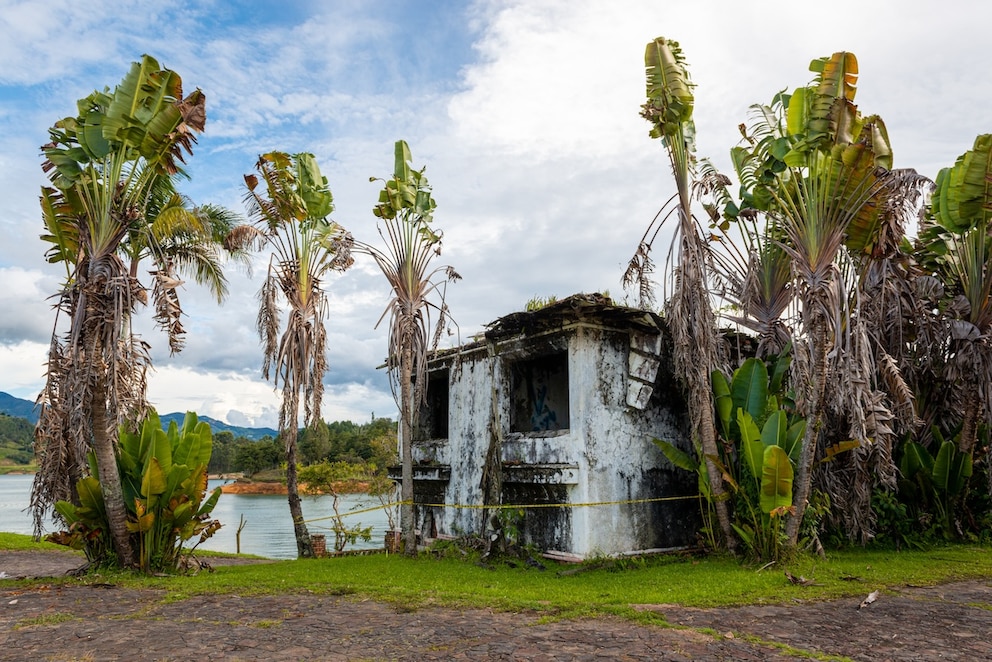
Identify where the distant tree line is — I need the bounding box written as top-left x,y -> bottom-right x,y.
208,417 -> 398,477
0,413 -> 34,465
0,412 -> 397,476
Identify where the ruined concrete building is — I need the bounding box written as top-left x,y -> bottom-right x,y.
405,293 -> 700,559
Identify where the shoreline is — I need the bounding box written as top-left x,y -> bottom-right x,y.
219,478 -> 371,495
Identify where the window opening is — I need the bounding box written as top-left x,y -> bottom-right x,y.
510,352 -> 569,432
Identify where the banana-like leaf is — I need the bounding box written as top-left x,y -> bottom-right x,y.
785,419 -> 806,464
711,370 -> 733,438
812,51 -> 858,102
197,486 -> 223,518
932,134 -> 992,232
141,457 -> 168,499
932,440 -> 972,495
737,409 -> 764,490
900,440 -> 934,478
54,500 -> 81,525
126,511 -> 155,534
768,348 -> 792,394
76,476 -> 105,513
731,358 -> 769,426
643,37 -> 694,140
761,409 -> 788,450
295,152 -> 335,220
760,445 -> 794,514
171,500 -> 194,528
651,437 -> 699,472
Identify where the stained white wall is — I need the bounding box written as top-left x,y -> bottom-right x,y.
411,322 -> 696,557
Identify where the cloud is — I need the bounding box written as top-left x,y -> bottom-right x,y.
3,0 -> 992,428
0,340 -> 49,399
0,267 -> 62,345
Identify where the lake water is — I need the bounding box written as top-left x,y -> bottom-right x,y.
0,474 -> 392,559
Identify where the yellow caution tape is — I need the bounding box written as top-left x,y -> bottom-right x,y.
302,493 -> 699,524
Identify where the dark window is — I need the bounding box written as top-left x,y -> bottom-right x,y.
414,371 -> 449,440
510,353 -> 569,432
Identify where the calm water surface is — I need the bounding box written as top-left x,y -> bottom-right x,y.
0,474 -> 391,559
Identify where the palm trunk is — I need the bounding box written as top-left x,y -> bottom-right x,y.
695,382 -> 737,554
958,394 -> 981,459
400,344 -> 416,556
680,221 -> 738,555
285,424 -> 314,558
91,373 -> 135,568
786,320 -> 828,545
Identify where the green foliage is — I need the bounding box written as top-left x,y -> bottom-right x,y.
641,37 -> 694,143
898,432 -> 974,539
0,413 -> 34,466
298,461 -> 386,552
524,295 -> 558,312
931,134 -> 992,233
48,411 -> 223,572
659,349 -> 810,561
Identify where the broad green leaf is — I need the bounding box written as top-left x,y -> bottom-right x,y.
760,445 -> 794,514
761,410 -> 787,450
784,420 -> 805,464
54,500 -> 81,525
711,370 -> 732,437
651,438 -> 698,472
643,36 -> 694,139
768,347 -> 792,394
171,500 -> 194,527
737,409 -> 764,490
76,476 -> 105,512
142,457 -> 168,498
731,358 -> 769,426
197,486 -> 223,518
932,440 -> 972,495
900,441 -> 934,479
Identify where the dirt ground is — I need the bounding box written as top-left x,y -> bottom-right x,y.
2,549 -> 991,661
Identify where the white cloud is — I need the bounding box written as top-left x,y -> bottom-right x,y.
3,0 -> 992,427
0,267 -> 62,345
0,340 -> 48,399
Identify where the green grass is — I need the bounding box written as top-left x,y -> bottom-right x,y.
4,533 -> 991,621
15,612 -> 77,628
0,532 -> 70,552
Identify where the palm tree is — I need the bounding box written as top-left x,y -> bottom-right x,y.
923,135 -> 992,461
354,140 -> 459,556
729,52 -> 916,545
623,37 -> 737,553
119,177 -> 248,355
32,56 -> 207,567
231,151 -> 354,558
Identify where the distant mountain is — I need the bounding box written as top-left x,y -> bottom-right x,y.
158,412 -> 277,441
0,391 -> 277,440
0,392 -> 39,424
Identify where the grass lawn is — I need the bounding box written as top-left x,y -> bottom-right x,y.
3,532 -> 990,621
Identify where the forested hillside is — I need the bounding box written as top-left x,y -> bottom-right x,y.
0,413 -> 34,466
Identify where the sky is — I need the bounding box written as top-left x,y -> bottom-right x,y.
0,0 -> 989,429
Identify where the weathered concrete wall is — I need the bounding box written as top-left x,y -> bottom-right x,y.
410,319 -> 698,557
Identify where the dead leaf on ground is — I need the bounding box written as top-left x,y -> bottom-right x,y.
858,590 -> 879,609
785,570 -> 819,586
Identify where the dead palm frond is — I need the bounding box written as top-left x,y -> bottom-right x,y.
354,140 -> 459,555
241,151 -> 353,558
624,37 -> 737,553
33,57 -> 207,568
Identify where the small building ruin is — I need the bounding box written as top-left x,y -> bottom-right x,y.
403,293 -> 701,559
